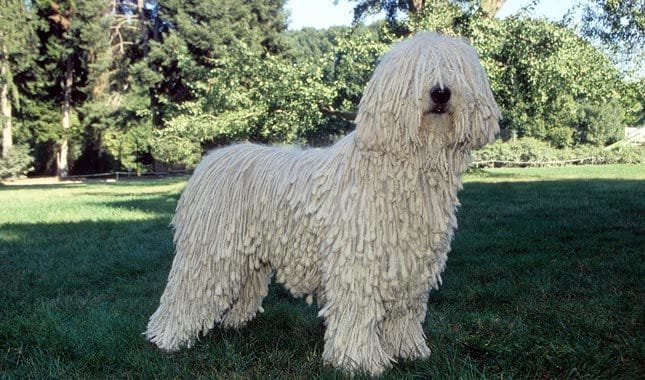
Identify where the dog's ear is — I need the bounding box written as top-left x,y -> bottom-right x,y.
355,41 -> 427,152
449,43 -> 501,149
461,99 -> 501,149
476,103 -> 501,148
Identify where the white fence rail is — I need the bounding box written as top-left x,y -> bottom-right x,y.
59,157 -> 602,180
62,170 -> 191,181
470,157 -> 597,168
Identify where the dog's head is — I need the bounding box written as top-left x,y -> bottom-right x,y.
355,32 -> 501,155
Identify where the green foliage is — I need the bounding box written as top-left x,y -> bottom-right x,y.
580,0 -> 644,74
0,144 -> 35,179
333,3 -> 633,151
472,17 -> 625,141
152,43 -> 335,165
148,0 -> 289,118
323,25 -> 389,113
285,26 -> 349,62
32,0 -> 111,105
161,0 -> 288,60
131,0 -> 293,166
153,23 -> 392,165
0,0 -> 39,158
4,0 -> 643,173
0,0 -> 37,105
24,0 -> 115,175
403,0 -> 468,35
474,138 -> 562,163
623,78 -> 645,126
80,87 -> 154,172
473,138 -> 644,165
572,100 -> 625,146
546,126 -> 573,149
12,0 -> 294,172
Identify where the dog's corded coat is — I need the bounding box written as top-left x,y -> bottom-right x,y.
146,32 -> 500,375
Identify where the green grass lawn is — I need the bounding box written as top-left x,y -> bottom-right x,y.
1,165 -> 643,379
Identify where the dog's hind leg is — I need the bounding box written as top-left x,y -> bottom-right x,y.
221,261 -> 273,328
146,251 -> 244,352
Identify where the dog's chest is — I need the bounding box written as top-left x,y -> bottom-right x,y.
320,155 -> 456,261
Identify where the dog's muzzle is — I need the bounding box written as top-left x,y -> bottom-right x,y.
430,85 -> 451,114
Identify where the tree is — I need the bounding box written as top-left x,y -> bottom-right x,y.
318,25 -> 388,124
581,0 -> 644,53
153,43 -> 334,165
143,0 -> 290,164
32,0 -> 114,176
469,16 -> 626,145
286,26 -> 349,62
338,0 -> 632,147
7,0 -> 638,174
347,0 -> 506,33
73,0 -> 154,174
580,0 -> 644,80
25,0 -> 292,172
623,78 -> 644,126
579,0 -> 644,127
146,0 -> 289,125
0,0 -> 36,159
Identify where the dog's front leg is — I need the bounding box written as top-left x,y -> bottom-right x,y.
379,299 -> 432,360
319,275 -> 393,376
321,295 -> 392,375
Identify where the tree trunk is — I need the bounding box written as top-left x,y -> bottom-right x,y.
138,0 -> 149,55
408,0 -> 425,14
146,0 -> 162,128
57,55 -> 73,177
481,0 -> 506,18
1,44 -> 12,159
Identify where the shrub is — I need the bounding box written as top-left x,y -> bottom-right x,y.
547,127 -> 573,148
572,100 -> 625,146
0,145 -> 35,180
474,138 -> 560,163
594,146 -> 644,164
473,138 -> 643,166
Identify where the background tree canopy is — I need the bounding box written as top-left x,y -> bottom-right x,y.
0,0 -> 642,177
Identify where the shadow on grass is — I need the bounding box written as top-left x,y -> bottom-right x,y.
0,216 -> 334,378
1,178 -> 643,378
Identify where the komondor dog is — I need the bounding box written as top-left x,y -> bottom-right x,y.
146,32 -> 500,375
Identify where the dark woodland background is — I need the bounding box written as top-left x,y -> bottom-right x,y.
0,0 -> 643,178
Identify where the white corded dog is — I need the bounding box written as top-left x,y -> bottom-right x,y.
146,32 -> 500,375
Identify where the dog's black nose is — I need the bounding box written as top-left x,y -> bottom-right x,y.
430,85 -> 451,104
